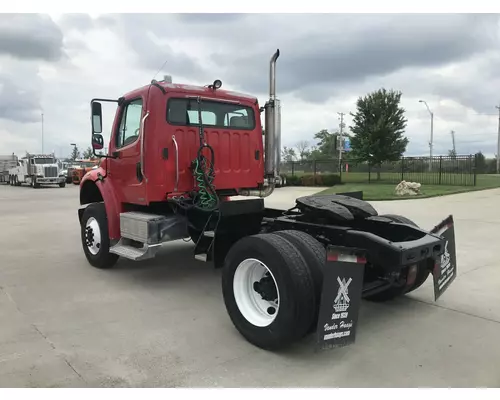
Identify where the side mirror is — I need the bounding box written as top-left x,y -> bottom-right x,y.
91,101 -> 103,133
92,134 -> 104,150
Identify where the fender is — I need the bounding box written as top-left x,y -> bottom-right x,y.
79,164 -> 123,240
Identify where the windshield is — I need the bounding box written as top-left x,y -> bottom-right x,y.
167,98 -> 256,130
34,158 -> 55,165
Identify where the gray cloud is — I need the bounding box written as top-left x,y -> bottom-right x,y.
214,14 -> 499,101
58,13 -> 93,32
2,13 -> 500,158
99,13 -> 500,108
0,75 -> 42,123
175,13 -> 245,23
0,14 -> 64,61
98,14 -> 208,78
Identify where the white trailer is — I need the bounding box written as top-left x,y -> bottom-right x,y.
8,153 -> 66,188
0,154 -> 18,184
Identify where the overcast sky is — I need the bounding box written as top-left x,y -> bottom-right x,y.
1,13 -> 499,159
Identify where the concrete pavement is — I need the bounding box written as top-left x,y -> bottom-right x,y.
0,184 -> 499,387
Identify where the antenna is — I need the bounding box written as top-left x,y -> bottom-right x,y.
151,58 -> 169,82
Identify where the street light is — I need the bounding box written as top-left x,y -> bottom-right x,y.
41,111 -> 44,154
419,100 -> 434,171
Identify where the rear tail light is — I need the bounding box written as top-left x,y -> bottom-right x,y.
406,264 -> 418,287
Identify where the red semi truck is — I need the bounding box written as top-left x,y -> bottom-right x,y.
78,50 -> 457,351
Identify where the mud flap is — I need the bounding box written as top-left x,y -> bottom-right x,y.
430,215 -> 457,301
315,246 -> 366,350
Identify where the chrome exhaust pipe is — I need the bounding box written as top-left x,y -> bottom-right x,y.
238,49 -> 281,198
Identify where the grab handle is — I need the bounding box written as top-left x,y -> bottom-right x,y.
172,135 -> 179,192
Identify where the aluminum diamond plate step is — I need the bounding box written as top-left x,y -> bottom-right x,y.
110,238 -> 162,261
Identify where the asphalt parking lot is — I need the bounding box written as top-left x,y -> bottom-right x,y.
1,184 -> 499,388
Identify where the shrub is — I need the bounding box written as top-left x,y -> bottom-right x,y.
283,173 -> 341,187
284,174 -> 302,186
321,174 -> 341,186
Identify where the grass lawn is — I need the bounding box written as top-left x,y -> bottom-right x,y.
315,174 -> 500,201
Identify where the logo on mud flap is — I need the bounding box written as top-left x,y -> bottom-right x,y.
333,277 -> 352,312
441,240 -> 451,269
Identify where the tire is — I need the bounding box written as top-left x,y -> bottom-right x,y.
273,230 -> 325,333
80,202 -> 119,269
59,182 -> 66,188
222,233 -> 316,351
364,214 -> 431,302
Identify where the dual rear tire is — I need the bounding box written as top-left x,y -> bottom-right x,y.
221,231 -> 325,351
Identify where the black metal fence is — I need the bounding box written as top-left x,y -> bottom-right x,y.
281,155 -> 477,187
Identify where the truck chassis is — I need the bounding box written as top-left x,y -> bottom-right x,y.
78,191 -> 456,351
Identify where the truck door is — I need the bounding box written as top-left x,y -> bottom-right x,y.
109,97 -> 147,204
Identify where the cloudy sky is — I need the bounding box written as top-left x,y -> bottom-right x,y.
1,13 -> 500,159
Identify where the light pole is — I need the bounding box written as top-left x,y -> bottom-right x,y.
419,100 -> 434,171
41,111 -> 44,154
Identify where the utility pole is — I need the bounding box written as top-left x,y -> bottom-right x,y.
496,105 -> 500,174
419,100 -> 434,171
41,111 -> 44,154
338,112 -> 345,173
450,130 -> 456,154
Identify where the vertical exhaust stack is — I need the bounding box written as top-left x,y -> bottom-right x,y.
238,49 -> 281,198
264,49 -> 280,179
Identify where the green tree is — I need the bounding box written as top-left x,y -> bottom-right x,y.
281,146 -> 297,162
295,140 -> 311,161
70,146 -> 81,161
349,88 -> 409,179
82,147 -> 95,159
475,151 -> 487,174
309,129 -> 339,160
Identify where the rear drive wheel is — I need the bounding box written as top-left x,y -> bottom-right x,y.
222,233 -> 316,350
273,230 -> 325,333
364,214 -> 431,302
80,202 -> 119,269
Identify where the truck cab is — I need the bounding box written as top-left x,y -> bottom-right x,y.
84,82 -> 267,208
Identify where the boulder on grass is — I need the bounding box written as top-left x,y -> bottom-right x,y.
395,180 -> 421,196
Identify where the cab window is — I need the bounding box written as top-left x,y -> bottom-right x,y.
167,98 -> 255,130
116,98 -> 143,148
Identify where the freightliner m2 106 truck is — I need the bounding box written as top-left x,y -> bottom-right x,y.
77,50 -> 457,351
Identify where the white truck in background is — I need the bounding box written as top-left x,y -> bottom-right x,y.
8,153 -> 66,188
0,154 -> 18,184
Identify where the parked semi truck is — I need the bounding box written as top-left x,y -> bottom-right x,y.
0,154 -> 18,184
78,50 -> 457,351
9,153 -> 66,188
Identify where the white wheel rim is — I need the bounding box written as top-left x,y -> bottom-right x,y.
85,217 -> 102,255
233,258 -> 280,327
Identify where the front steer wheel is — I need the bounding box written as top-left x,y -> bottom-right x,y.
221,233 -> 316,351
80,203 -> 119,269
